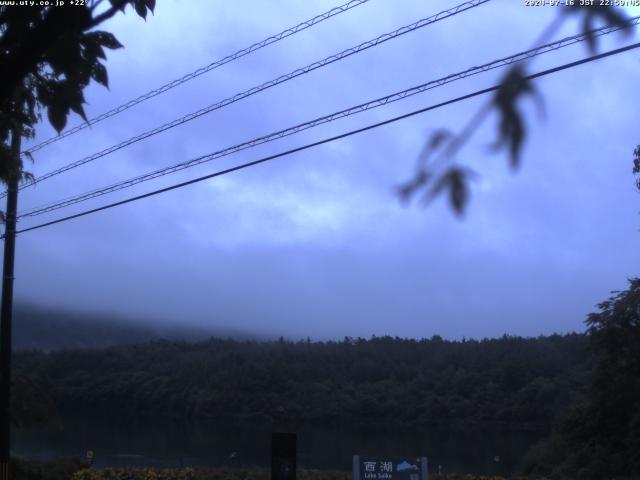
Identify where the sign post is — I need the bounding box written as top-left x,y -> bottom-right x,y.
353,456 -> 428,480
271,432 -> 296,480
85,450 -> 94,467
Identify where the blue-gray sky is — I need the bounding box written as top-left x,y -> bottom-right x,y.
11,0 -> 640,340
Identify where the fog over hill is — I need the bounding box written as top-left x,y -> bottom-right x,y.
12,302 -> 262,351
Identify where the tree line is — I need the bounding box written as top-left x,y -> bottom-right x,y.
521,278 -> 640,479
14,333 -> 592,430
12,279 -> 640,478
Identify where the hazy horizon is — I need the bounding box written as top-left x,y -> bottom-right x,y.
13,297 -> 594,343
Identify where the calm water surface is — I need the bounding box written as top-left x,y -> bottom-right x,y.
13,416 -> 545,476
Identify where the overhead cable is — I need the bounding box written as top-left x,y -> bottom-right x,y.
17,17 -> 639,219
22,0 -> 374,155
12,0 -> 490,196
11,40 -> 640,237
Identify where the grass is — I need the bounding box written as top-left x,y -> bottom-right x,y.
11,457 -> 551,480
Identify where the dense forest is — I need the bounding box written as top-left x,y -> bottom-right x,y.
522,278 -> 640,479
14,333 -> 592,430
12,280 -> 640,479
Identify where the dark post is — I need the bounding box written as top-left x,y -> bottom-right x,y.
0,128 -> 20,480
271,432 -> 296,480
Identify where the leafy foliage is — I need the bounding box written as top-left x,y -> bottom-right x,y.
0,0 -> 155,183
69,466 -> 547,480
490,66 -> 540,169
397,129 -> 476,216
10,374 -> 58,428
9,460 -> 552,480
566,5 -> 633,53
522,279 -> 640,479
10,456 -> 86,480
400,6 -> 633,215
634,145 -> 640,191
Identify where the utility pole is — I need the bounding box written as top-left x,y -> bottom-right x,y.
0,127 -> 20,480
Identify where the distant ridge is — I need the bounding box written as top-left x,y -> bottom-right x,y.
12,302 -> 260,351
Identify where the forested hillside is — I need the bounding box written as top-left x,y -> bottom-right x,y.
13,303 -> 257,350
14,334 -> 592,429
521,278 -> 640,479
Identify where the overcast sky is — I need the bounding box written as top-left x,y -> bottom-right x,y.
8,0 -> 640,340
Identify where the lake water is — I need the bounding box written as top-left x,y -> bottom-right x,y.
13,416 -> 545,476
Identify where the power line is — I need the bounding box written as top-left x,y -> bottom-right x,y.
11,41 -> 640,238
17,18 -> 638,219
11,0 -> 489,196
22,0 -> 373,156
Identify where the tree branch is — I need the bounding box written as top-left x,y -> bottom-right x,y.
0,1 -> 129,112
88,0 -> 128,29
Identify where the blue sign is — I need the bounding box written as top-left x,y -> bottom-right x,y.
353,456 -> 428,480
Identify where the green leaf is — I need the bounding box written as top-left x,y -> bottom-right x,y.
425,167 -> 474,215
47,100 -> 69,133
448,169 -> 468,215
583,15 -> 595,54
634,146 -> 640,191
91,63 -> 109,88
67,87 -> 88,122
69,57 -> 93,86
491,66 -> 539,169
35,81 -> 52,106
133,0 -> 147,19
428,170 -> 453,201
23,90 -> 37,120
45,80 -> 89,131
109,0 -> 128,12
569,6 -> 633,53
20,171 -> 35,184
92,31 -> 123,50
81,33 -> 107,60
44,32 -> 83,76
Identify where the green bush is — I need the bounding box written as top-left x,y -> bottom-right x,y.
10,456 -> 86,480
